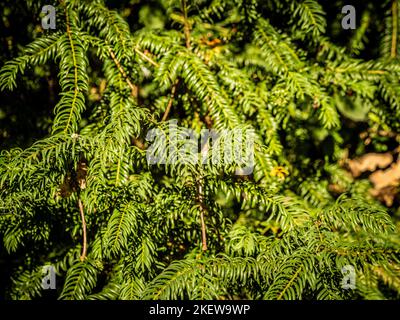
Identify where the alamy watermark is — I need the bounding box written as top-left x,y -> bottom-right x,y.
42,265 -> 56,290
41,5 -> 56,30
145,120 -> 255,175
341,265 -> 356,290
342,5 -> 356,30
39,3 -> 357,35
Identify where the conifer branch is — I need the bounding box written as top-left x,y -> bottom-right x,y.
160,0 -> 191,122
277,266 -> 302,300
1,0 -> 400,301
63,5 -> 80,134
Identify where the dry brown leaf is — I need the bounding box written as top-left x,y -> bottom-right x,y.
348,152 -> 393,177
370,186 -> 398,207
77,160 -> 88,190
368,159 -> 400,206
369,159 -> 400,190
328,183 -> 346,195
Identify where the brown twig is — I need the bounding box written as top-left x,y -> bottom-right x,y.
108,47 -> 137,96
391,0 -> 398,58
197,135 -> 209,251
367,70 -> 387,75
78,198 -> 87,261
198,181 -> 208,251
134,48 -> 159,67
133,137 -> 145,150
329,66 -> 387,75
181,0 -> 191,49
162,80 -> 179,121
